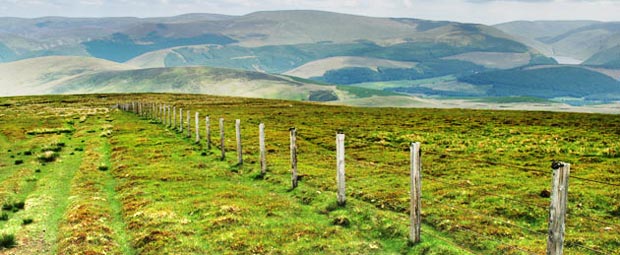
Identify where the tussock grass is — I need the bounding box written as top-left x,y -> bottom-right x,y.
0,233 -> 16,249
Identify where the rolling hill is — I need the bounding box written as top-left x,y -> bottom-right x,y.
0,56 -> 396,103
494,20 -> 620,66
458,66 -> 620,101
0,11 -> 618,107
283,57 -> 418,79
0,56 -> 136,96
0,11 -> 541,73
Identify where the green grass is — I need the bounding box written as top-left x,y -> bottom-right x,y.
0,93 -> 619,254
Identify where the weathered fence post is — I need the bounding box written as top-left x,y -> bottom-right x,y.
547,162 -> 570,255
259,123 -> 266,175
409,142 -> 422,244
205,116 -> 211,150
168,106 -> 172,127
179,108 -> 183,132
219,118 -> 225,161
166,105 -> 170,127
336,132 -> 346,206
161,104 -> 165,123
290,127 -> 298,189
173,106 -> 176,129
186,110 -> 191,138
235,119 -> 243,165
162,105 -> 166,125
195,112 -> 200,143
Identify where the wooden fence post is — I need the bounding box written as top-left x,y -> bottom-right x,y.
195,112 -> 200,143
162,105 -> 166,125
259,123 -> 266,175
409,142 -> 422,244
219,118 -> 225,161
173,106 -> 176,129
236,119 -> 243,165
290,127 -> 298,189
166,105 -> 170,127
547,162 -> 570,255
179,108 -> 183,132
186,110 -> 191,138
206,116 -> 211,150
336,132 -> 346,206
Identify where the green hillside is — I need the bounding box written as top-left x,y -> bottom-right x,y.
459,66 -> 620,99
84,33 -> 238,62
315,60 -> 485,85
583,45 -> 620,68
50,66 -> 344,102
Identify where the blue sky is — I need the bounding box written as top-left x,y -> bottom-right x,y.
0,0 -> 618,24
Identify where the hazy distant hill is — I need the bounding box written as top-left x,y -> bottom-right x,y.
0,11 -> 540,67
494,20 -> 620,66
1,11 -> 618,106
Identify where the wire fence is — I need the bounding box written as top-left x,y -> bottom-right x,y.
117,101 -> 619,255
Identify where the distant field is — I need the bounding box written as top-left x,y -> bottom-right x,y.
0,94 -> 619,254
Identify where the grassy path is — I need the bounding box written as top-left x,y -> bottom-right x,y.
56,114 -> 133,254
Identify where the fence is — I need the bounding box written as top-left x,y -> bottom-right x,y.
116,101 -> 619,255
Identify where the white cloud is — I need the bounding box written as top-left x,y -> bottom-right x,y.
0,0 -> 619,24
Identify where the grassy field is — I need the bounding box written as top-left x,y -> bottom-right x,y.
0,93 -> 619,254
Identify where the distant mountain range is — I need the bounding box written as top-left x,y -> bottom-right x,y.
1,11 -> 619,106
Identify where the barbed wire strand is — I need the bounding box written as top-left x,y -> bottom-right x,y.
422,231 -> 482,255
431,195 -> 548,238
426,150 -> 620,187
425,175 -> 548,210
566,241 -> 613,255
456,226 -> 540,255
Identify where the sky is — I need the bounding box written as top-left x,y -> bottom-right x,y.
0,0 -> 618,25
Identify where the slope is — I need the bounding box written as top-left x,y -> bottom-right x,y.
0,56 -> 136,96
49,66 -> 345,102
458,66 -> 620,100
583,45 -> 620,68
283,56 -> 418,79
495,20 -> 620,64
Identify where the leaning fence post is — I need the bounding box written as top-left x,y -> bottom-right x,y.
235,119 -> 243,165
547,162 -> 570,255
336,132 -> 346,206
409,142 -> 422,244
290,127 -> 298,189
206,116 -> 211,150
195,112 -> 200,143
259,123 -> 266,175
219,118 -> 225,161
